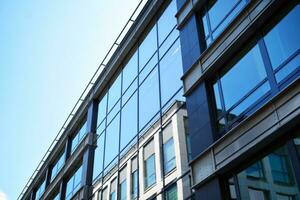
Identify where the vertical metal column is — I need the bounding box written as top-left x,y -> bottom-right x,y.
82,100 -> 98,199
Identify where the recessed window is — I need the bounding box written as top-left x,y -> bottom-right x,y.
144,140 -> 156,189
264,5 -> 300,83
65,165 -> 82,200
131,157 -> 138,200
35,178 -> 46,200
71,121 -> 87,154
164,184 -> 177,200
50,151 -> 65,182
119,167 -> 127,200
201,0 -> 247,46
163,123 -> 176,174
110,179 -> 117,200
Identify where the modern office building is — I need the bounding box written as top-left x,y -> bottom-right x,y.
18,0 -> 300,200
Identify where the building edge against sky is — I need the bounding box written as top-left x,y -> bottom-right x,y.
19,0 -> 300,200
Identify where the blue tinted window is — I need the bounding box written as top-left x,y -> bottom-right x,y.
157,0 -> 177,45
50,151 -> 65,181
71,121 -> 87,154
139,26 -> 157,70
139,67 -> 160,131
104,114 -> 120,168
93,133 -> 105,180
65,165 -> 82,200
159,39 -> 183,107
145,154 -> 156,189
121,92 -> 137,152
98,94 -> 107,126
220,45 -> 267,110
120,180 -> 127,200
269,153 -> 292,184
123,51 -> 138,93
139,53 -> 158,83
246,161 -> 264,179
108,74 -> 121,112
131,170 -> 138,199
35,179 -> 46,200
165,184 -> 177,200
264,5 -> 300,82
202,0 -> 246,45
164,138 -> 176,174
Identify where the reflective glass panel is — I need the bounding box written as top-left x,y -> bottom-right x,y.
121,92 -> 137,151
51,151 -> 65,181
108,74 -> 121,112
219,45 -> 267,110
35,179 -> 46,200
104,114 -> 120,167
98,94 -> 107,126
228,145 -> 300,200
159,39 -> 183,107
131,170 -> 138,199
71,121 -> 87,154
123,51 -> 138,93
157,0 -> 177,45
165,184 -> 177,200
144,154 -> 156,189
65,165 -> 82,200
139,67 -> 160,131
139,25 -> 157,70
93,133 -> 105,180
264,5 -> 300,70
164,138 -> 176,174
120,180 -> 127,200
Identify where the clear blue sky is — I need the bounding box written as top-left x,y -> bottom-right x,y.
0,0 -> 141,199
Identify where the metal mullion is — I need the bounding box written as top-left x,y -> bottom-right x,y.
233,175 -> 242,200
225,78 -> 268,114
156,19 -> 166,198
258,39 -> 279,94
217,78 -> 229,131
158,24 -> 177,48
158,36 -> 180,62
204,5 -> 213,42
100,87 -> 109,189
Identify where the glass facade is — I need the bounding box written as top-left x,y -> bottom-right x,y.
228,141 -> 300,200
35,179 -> 46,200
71,121 -> 87,154
65,165 -> 82,200
201,0 -> 247,46
213,4 -> 300,133
92,0 -> 184,181
50,151 -> 65,181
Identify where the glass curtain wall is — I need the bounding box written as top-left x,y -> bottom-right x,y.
92,0 -> 184,181
212,4 -> 300,133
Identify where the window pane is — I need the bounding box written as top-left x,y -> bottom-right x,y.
229,144 -> 300,200
165,185 -> 177,200
139,53 -> 158,84
123,51 -> 138,93
220,45 -> 267,110
131,171 -> 138,199
139,67 -> 160,131
264,5 -> 300,70
51,151 -> 65,181
203,0 -> 246,41
121,92 -> 137,151
120,181 -> 127,200
93,133 -> 105,180
108,74 -> 121,112
35,179 -> 46,200
159,39 -> 183,107
98,94 -> 107,126
139,26 -> 158,70
164,138 -> 176,174
71,121 -> 87,154
104,114 -> 120,167
213,83 -> 222,118
145,154 -> 156,189
157,0 -> 177,45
